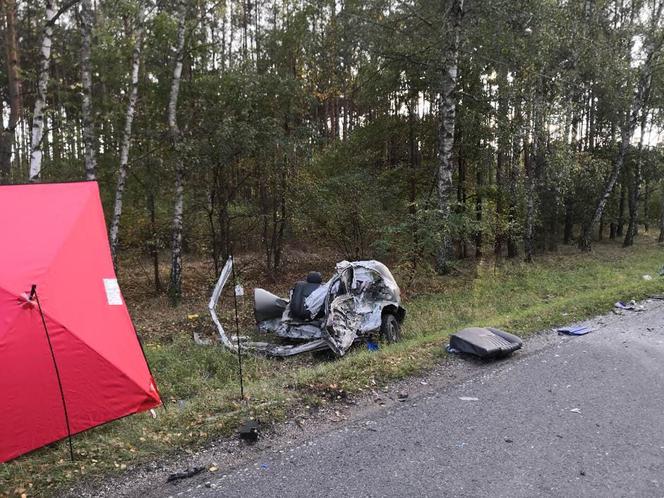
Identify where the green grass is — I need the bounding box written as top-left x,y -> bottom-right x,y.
2,240 -> 664,497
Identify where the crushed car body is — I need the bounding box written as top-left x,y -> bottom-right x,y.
209,258 -> 406,357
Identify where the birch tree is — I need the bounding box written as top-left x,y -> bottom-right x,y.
168,0 -> 187,304
109,1 -> 146,263
579,1 -> 663,251
29,0 -> 81,182
28,0 -> 55,182
435,0 -> 464,274
79,0 -> 97,180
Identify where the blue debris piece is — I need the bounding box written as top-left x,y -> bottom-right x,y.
557,326 -> 593,336
367,341 -> 380,352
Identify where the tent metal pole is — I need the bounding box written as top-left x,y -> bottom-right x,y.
230,256 -> 244,401
31,285 -> 75,462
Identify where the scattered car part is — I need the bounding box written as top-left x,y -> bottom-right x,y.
557,326 -> 593,336
167,467 -> 205,483
448,327 -> 523,359
238,420 -> 260,443
209,258 -> 406,357
614,300 -> 645,312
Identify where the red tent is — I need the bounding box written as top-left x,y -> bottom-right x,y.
0,181 -> 161,463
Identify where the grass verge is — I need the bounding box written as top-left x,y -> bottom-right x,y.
2,240 -> 664,497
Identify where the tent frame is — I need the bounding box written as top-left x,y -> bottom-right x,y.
31,284 -> 75,461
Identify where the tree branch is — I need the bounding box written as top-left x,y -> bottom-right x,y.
46,0 -> 81,27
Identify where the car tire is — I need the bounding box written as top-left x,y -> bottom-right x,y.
380,313 -> 401,343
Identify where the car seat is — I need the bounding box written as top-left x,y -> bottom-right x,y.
290,272 -> 323,320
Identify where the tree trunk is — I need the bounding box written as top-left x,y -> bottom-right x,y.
80,0 -> 97,180
475,145 -> 483,258
563,197 -> 573,244
494,67 -> 509,256
523,112 -> 535,263
524,86 -> 544,263
578,3 -> 661,251
148,158 -> 162,293
623,110 -> 648,247
457,132 -> 467,259
659,186 -> 664,243
0,0 -> 20,182
435,0 -> 463,274
617,179 -> 626,236
29,0 -> 55,181
408,95 -> 419,268
109,2 -> 146,264
507,89 -> 522,259
167,0 -> 187,305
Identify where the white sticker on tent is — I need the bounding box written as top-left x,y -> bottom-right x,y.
103,278 -> 123,305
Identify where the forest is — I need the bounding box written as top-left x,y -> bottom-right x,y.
1,0 -> 663,304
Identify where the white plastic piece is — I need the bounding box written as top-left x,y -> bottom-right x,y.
208,257 -> 236,351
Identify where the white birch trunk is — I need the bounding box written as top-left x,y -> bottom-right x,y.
80,0 -> 97,180
168,0 -> 187,304
29,0 -> 55,181
435,0 -> 464,274
109,2 -> 146,263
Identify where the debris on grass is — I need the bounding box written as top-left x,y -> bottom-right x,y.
367,341 -> 380,352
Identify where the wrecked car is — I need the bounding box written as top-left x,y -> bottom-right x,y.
209,259 -> 406,357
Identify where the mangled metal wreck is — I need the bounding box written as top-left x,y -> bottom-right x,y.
209,258 -> 406,357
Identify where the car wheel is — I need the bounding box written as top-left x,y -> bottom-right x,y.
380,313 -> 401,343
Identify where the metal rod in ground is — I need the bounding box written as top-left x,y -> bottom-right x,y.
230,256 -> 244,400
32,285 -> 75,462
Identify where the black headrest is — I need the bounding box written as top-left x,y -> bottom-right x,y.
306,271 -> 322,284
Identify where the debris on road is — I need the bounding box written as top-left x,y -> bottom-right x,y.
239,420 -> 261,443
397,392 -> 409,402
459,396 -> 479,401
614,301 -> 645,312
166,466 -> 205,483
447,327 -> 523,359
557,326 -> 593,336
569,408 -> 581,414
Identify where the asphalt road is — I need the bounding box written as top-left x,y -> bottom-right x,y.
153,301 -> 664,498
